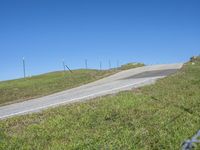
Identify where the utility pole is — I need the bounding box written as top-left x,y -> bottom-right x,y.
85,59 -> 88,69
22,57 -> 26,78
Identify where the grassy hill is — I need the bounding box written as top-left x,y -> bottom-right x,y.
1,59 -> 200,149
0,69 -> 114,106
0,63 -> 144,106
119,62 -> 144,70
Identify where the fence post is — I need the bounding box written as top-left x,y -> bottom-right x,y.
22,57 -> 26,78
85,59 -> 88,69
62,59 -> 66,72
109,60 -> 111,69
100,61 -> 102,70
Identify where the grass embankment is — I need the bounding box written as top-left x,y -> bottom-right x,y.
120,63 -> 144,70
0,63 -> 144,106
0,70 -> 113,106
1,59 -> 200,149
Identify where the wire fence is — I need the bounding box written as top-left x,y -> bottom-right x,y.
182,130 -> 200,150
150,97 -> 200,149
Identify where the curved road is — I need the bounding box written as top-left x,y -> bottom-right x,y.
0,63 -> 183,119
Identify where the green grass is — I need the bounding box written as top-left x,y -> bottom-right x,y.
0,58 -> 200,149
0,69 -> 115,106
119,62 -> 144,70
0,63 -> 143,106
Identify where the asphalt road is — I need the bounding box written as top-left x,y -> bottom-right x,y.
0,63 -> 183,119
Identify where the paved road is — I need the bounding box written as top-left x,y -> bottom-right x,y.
0,63 -> 183,119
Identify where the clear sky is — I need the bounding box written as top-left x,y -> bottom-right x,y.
0,0 -> 199,81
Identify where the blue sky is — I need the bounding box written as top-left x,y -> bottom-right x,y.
0,0 -> 199,81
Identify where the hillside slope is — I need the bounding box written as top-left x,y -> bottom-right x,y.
1,59 -> 200,149
0,63 -> 144,106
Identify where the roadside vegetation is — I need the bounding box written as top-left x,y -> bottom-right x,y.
0,63 -> 143,106
1,58 -> 200,149
119,62 -> 144,70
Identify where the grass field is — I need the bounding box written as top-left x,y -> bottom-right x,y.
0,63 -> 144,106
0,58 -> 200,149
